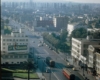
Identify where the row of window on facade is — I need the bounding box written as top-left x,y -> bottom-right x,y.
97,67 -> 100,72
72,41 -> 88,48
2,55 -> 28,58
72,46 -> 80,53
3,39 -> 28,41
72,41 -> 81,47
3,62 -> 25,64
13,35 -> 27,37
3,43 -> 28,45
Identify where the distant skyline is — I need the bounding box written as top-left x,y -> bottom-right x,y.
1,0 -> 100,3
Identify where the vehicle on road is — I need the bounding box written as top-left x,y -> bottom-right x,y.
37,56 -> 41,59
38,44 -> 43,47
46,57 -> 55,67
63,68 -> 75,80
38,44 -> 41,47
45,67 -> 51,73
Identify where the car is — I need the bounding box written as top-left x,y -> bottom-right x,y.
45,67 -> 51,73
37,56 -> 41,59
38,44 -> 41,47
34,64 -> 38,69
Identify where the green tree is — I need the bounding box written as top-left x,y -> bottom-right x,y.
71,28 -> 87,38
60,29 -> 68,42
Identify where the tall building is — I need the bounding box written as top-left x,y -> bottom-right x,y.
53,17 -> 69,31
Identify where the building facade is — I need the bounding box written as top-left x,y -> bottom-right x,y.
53,17 -> 69,30
1,28 -> 30,64
88,45 -> 100,75
71,37 -> 100,67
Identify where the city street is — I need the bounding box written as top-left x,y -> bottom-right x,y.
7,19 -> 68,80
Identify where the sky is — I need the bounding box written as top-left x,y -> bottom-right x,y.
1,0 -> 100,3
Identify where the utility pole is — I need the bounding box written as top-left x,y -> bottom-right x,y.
49,67 -> 52,80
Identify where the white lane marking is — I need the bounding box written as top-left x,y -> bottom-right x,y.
44,49 -> 49,54
52,72 -> 60,80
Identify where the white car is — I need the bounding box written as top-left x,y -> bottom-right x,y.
38,44 -> 41,47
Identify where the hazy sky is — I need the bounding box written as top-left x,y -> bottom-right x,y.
1,0 -> 100,3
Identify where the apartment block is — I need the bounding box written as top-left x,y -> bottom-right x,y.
71,37 -> 100,67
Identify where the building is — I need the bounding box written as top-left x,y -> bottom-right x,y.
88,45 -> 100,75
1,28 -> 30,64
67,23 -> 88,37
53,17 -> 69,31
71,37 -> 100,67
37,20 -> 53,27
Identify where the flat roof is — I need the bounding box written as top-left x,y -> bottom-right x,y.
73,38 -> 100,42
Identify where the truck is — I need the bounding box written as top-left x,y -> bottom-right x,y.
63,68 -> 75,80
46,57 -> 55,67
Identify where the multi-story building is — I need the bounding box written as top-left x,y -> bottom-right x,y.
53,17 -> 69,31
71,37 -> 100,67
88,45 -> 100,75
1,28 -> 30,64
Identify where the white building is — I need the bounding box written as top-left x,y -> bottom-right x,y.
71,37 -> 100,66
88,45 -> 100,75
1,28 -> 30,64
67,23 -> 88,37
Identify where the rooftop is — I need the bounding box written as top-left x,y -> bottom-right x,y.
74,38 -> 100,42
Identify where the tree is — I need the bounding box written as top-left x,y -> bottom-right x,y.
71,28 -> 87,38
24,59 -> 34,80
60,29 -> 68,42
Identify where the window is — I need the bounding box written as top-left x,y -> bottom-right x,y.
5,56 -> 8,58
14,55 -> 18,58
13,39 -> 15,41
19,55 -> 22,58
3,43 -> 5,45
26,39 -> 28,41
3,39 -> 5,41
7,39 -> 9,41
16,39 -> 18,41
10,55 -> 13,58
3,47 -> 5,49
10,39 -> 12,41
24,55 -> 27,58
14,35 -> 16,37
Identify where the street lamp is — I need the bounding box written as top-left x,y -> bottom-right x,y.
83,58 -> 86,76
42,60 -> 44,76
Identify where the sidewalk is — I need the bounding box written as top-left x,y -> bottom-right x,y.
36,69 -> 46,80
58,51 -> 96,80
73,63 -> 96,80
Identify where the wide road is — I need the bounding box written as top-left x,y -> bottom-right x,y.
6,18 -> 68,80
29,35 -> 68,80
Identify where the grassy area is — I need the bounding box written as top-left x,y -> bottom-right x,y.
13,73 -> 39,79
2,68 -> 39,79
